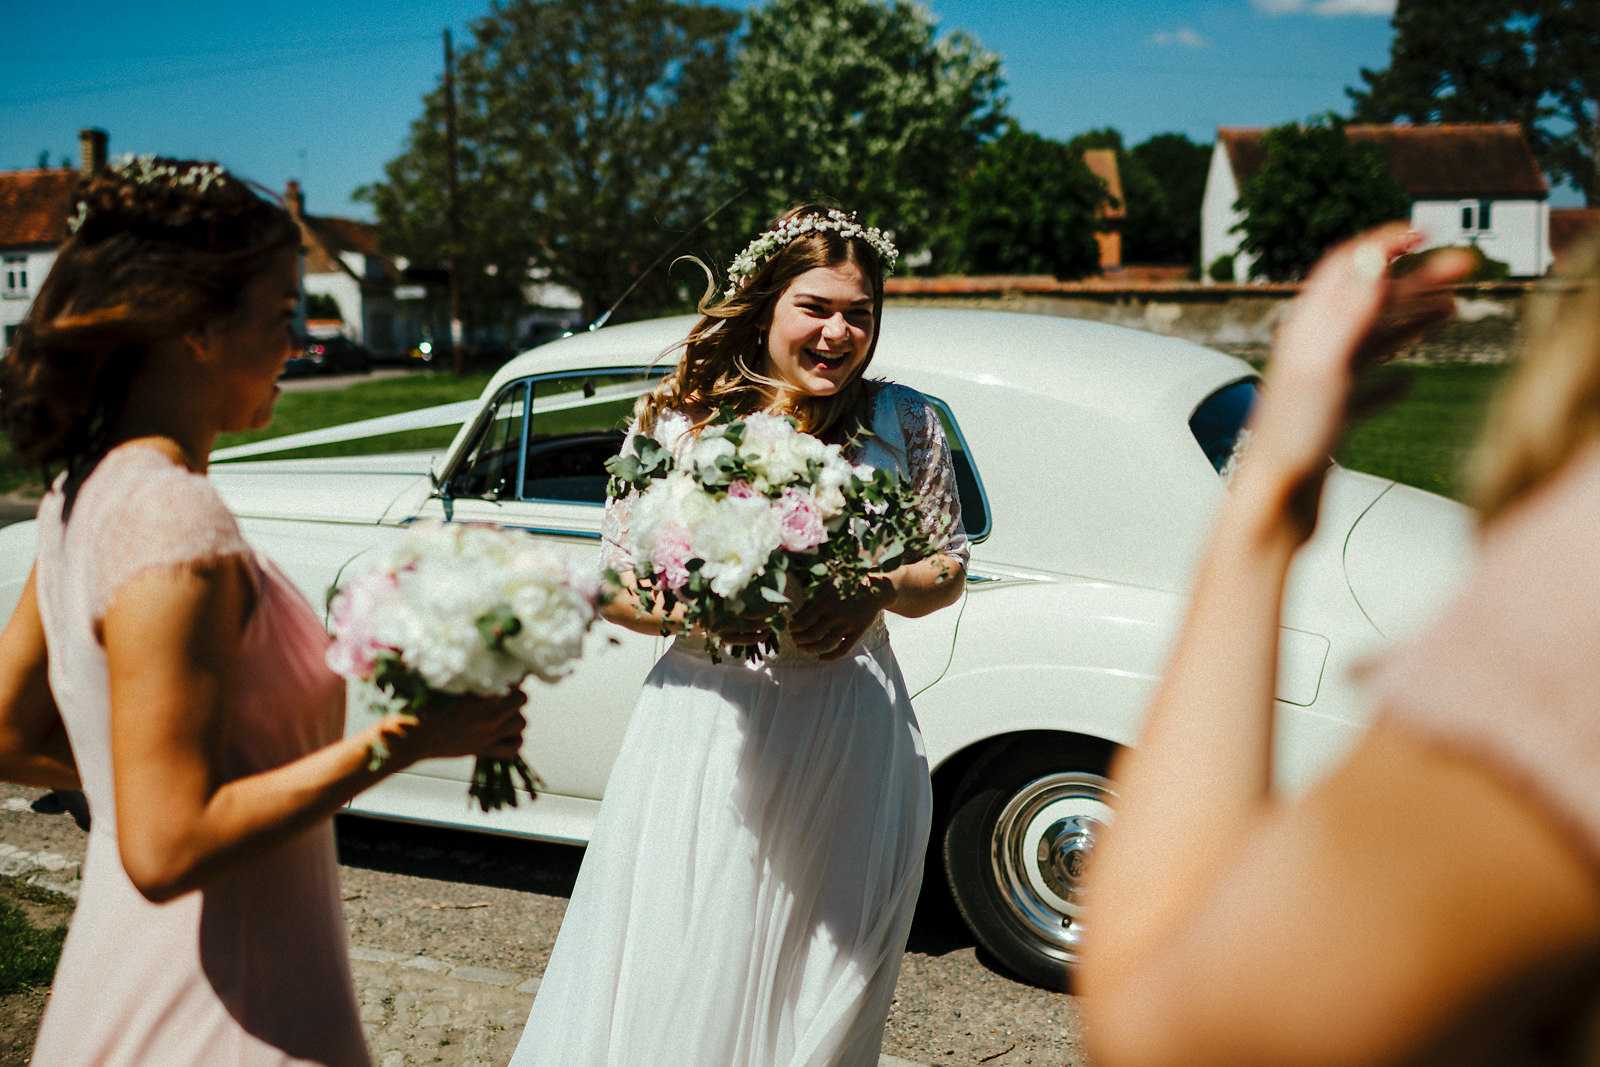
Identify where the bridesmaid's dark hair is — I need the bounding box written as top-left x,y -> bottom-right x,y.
0,157 -> 300,480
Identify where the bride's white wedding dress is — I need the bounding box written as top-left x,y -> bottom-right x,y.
509,381 -> 968,1067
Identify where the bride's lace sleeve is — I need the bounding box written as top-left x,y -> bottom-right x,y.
891,385 -> 971,572
600,423 -> 640,574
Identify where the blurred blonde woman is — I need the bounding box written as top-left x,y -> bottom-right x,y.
1082,223 -> 1600,1066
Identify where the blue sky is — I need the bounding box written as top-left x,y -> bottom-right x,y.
9,0 -> 1554,223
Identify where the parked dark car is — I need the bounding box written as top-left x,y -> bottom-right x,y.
284,336 -> 373,377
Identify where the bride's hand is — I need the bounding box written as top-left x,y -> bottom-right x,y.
790,577 -> 894,661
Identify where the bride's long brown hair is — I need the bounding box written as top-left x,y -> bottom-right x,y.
635,204 -> 890,444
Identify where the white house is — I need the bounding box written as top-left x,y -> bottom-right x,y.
0,129 -> 106,351
1202,123 -> 1552,280
285,181 -> 416,359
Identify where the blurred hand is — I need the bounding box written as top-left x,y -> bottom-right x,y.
1247,225 -> 1476,532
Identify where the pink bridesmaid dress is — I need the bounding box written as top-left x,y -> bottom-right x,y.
29,444 -> 369,1066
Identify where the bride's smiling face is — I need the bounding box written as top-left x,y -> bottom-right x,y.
760,262 -> 875,402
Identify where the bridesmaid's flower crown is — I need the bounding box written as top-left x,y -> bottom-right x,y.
725,209 -> 898,297
68,154 -> 231,234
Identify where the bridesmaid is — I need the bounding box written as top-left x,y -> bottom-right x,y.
0,157 -> 527,1066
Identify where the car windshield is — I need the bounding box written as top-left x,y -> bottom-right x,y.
1189,378 -> 1259,474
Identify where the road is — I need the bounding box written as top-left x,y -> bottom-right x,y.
0,498 -> 34,529
1,782 -> 1085,1066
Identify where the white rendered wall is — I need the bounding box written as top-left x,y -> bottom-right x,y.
1199,143 -> 1253,282
0,249 -> 58,339
1409,199 -> 1550,277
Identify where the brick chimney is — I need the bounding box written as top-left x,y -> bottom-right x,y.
285,179 -> 306,221
78,128 -> 107,175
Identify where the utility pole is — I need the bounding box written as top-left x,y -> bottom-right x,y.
444,27 -> 464,374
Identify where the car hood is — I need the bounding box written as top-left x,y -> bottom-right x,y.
209,452 -> 436,525
1343,479 -> 1476,641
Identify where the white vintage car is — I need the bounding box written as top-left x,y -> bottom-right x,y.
0,308 -> 1472,987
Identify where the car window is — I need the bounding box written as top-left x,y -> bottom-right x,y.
521,371 -> 661,504
1189,378 -> 1259,474
925,396 -> 991,544
448,382 -> 528,500
446,368 -> 664,506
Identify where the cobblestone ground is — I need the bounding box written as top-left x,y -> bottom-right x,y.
0,785 -> 1087,1067
352,956 -> 536,1067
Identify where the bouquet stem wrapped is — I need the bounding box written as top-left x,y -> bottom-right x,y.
326,521 -> 601,812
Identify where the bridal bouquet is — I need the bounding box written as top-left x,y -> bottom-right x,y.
325,521 -> 602,812
604,410 -> 940,661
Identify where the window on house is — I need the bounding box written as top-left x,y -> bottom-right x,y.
2,256 -> 26,299
1461,200 -> 1493,234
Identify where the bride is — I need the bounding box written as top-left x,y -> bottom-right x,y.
509,204 -> 969,1066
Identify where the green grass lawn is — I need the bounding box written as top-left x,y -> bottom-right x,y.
1333,363 -> 1510,502
213,371 -> 495,460
2,364 -> 1510,503
0,372 -> 494,494
0,878 -> 67,995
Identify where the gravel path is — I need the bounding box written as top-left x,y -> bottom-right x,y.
0,784 -> 1085,1066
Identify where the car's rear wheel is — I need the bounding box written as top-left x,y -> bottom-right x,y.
942,735 -> 1116,990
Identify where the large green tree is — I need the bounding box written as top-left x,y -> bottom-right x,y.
942,124 -> 1105,278
1349,0 -> 1599,205
358,0 -> 741,333
1234,121 -> 1410,282
1066,129 -> 1211,268
1127,133 -> 1210,267
714,0 -> 1005,265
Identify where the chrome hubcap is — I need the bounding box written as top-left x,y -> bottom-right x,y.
990,771 -> 1116,960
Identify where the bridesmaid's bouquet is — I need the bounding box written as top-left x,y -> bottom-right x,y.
604,410 -> 939,661
325,521 -> 602,811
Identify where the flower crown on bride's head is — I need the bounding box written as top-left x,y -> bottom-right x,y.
725,209 -> 898,297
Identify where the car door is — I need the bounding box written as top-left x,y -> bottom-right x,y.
402,367 -> 666,801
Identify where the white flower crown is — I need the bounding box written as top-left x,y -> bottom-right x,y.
68,154 -> 230,234
725,209 -> 898,297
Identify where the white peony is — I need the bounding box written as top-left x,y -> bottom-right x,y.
692,492 -> 783,598
629,471 -> 717,569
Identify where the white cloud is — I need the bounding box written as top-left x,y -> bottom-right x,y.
1148,27 -> 1211,48
1310,0 -> 1396,14
1251,0 -> 1395,15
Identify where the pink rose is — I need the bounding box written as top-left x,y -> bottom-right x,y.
651,523 -> 695,591
727,480 -> 759,499
326,568 -> 401,679
773,489 -> 826,553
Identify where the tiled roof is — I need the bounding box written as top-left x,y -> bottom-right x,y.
297,212 -> 392,279
0,169 -> 77,249
1219,123 -> 1548,200
1082,149 -> 1127,219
